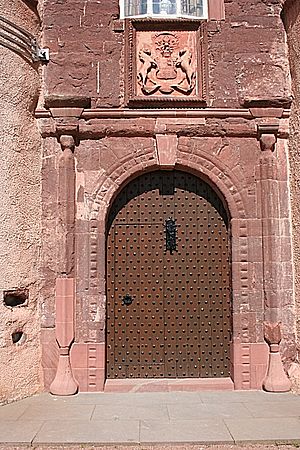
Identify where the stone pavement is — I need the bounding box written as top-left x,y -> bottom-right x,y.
1,391 -> 300,446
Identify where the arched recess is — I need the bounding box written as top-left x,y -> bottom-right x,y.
21,0 -> 38,11
20,0 -> 40,21
86,152 -> 259,389
92,153 -> 247,279
92,145 -> 247,224
105,169 -> 232,379
92,154 -> 248,323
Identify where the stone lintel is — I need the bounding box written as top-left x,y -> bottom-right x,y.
45,95 -> 91,110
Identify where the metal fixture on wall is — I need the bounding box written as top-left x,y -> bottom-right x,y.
0,16 -> 49,63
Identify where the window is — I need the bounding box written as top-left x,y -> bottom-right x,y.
120,0 -> 208,19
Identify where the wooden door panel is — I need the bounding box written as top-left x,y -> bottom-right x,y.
106,170 -> 231,379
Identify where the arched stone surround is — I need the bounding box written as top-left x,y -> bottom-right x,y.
90,146 -> 255,390
61,131 -> 288,391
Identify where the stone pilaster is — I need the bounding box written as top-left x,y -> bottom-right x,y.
258,124 -> 291,392
50,133 -> 78,396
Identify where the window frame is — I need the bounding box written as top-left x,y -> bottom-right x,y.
119,0 -> 208,20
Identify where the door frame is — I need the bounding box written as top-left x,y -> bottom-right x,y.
70,154 -> 269,392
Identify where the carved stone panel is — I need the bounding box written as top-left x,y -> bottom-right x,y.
125,21 -> 207,106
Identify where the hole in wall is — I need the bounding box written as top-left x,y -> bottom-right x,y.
11,331 -> 26,345
3,289 -> 29,308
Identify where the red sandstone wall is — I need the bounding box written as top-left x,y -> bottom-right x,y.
39,0 -> 296,391
42,0 -> 290,107
43,0 -> 122,107
282,0 -> 300,390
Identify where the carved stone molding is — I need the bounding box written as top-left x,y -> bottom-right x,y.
256,123 -> 291,392
258,123 -> 279,152
59,134 -> 75,152
44,96 -> 91,140
57,134 -> 76,277
36,107 -> 291,120
50,134 -> 78,396
125,20 -> 207,107
259,134 -> 277,152
50,278 -> 78,396
263,321 -> 291,392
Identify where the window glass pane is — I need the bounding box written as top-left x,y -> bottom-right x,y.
181,0 -> 203,16
125,0 -> 147,16
153,0 -> 177,15
122,0 -> 206,18
125,0 -> 133,16
141,0 -> 147,14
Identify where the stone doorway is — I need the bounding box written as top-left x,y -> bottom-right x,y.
106,170 -> 232,380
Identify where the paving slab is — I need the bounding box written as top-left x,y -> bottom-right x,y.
92,403 -> 170,421
140,419 -> 234,444
18,404 -> 94,421
1,446 -> 300,450
244,400 -> 300,418
4,446 -> 300,450
167,401 -> 252,419
224,417 -> 300,443
198,391 -> 299,403
0,402 -> 29,421
0,421 -> 44,444
1,391 -> 300,446
33,419 -> 140,444
86,392 -> 203,406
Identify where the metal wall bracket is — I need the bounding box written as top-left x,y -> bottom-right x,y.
0,16 -> 50,63
31,38 -> 50,62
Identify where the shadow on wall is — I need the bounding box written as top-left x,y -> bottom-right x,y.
281,0 -> 300,31
22,0 -> 39,16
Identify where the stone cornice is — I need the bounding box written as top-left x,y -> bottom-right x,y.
35,107 -> 290,120
36,107 -> 290,140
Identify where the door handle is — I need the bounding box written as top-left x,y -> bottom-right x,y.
165,218 -> 177,254
122,295 -> 133,306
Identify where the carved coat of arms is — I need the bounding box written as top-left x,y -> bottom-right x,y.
126,22 -> 206,105
137,31 -> 197,97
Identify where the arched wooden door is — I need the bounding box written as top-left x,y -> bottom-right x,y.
106,170 -> 232,379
